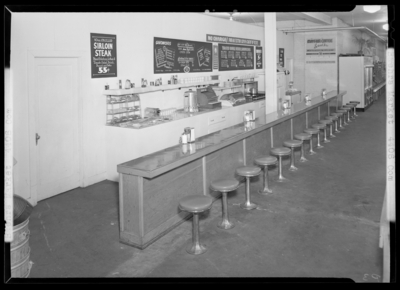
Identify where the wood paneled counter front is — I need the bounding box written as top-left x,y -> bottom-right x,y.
117,90 -> 346,249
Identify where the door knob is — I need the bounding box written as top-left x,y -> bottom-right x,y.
36,133 -> 40,145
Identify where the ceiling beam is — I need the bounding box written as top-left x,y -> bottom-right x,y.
289,12 -> 332,25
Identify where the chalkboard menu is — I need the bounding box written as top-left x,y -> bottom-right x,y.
154,37 -> 212,74
218,44 -> 254,71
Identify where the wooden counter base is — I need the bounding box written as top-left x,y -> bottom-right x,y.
117,92 -> 345,249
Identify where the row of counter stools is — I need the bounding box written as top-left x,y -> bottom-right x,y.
178,101 -> 360,255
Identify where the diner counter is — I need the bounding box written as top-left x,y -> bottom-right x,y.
118,91 -> 345,178
373,81 -> 386,93
117,90 -> 346,249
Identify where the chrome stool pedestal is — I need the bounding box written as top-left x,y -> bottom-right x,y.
311,123 -> 326,148
349,101 -> 360,117
236,166 -> 262,210
178,195 -> 213,255
254,156 -> 278,195
270,147 -> 292,182
283,139 -> 303,171
320,119 -> 335,138
346,103 -> 357,119
304,128 -> 319,155
336,109 -> 348,126
342,106 -> 352,123
294,133 -> 312,162
329,114 -> 340,133
210,179 -> 240,230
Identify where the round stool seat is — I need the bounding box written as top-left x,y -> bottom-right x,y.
331,113 -> 343,117
350,101 -> 360,104
336,109 -> 346,113
211,179 -> 240,192
179,195 -> 213,213
304,128 -> 319,135
319,119 -> 332,125
326,116 -> 337,120
283,139 -> 303,148
270,147 -> 291,156
254,156 -> 278,166
342,106 -> 352,110
346,103 -> 357,107
312,123 -> 326,130
294,132 -> 312,140
236,166 -> 262,177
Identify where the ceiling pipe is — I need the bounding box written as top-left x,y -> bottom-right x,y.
278,26 -> 386,42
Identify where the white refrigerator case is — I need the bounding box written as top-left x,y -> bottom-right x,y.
339,56 -> 374,110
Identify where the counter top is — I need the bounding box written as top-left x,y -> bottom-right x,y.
373,81 -> 386,92
117,90 -> 346,178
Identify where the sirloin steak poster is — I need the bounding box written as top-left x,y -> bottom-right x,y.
91,33 -> 117,78
154,37 -> 212,74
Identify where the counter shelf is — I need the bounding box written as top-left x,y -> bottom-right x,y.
103,80 -> 221,96
107,99 -> 264,129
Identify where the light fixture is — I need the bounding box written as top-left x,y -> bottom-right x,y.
363,6 -> 381,13
383,24 -> 388,31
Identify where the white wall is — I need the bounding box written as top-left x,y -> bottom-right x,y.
276,21 -> 295,66
11,13 -> 267,202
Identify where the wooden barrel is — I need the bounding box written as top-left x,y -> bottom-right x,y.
10,218 -> 32,277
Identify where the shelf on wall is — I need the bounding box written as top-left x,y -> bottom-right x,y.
103,80 -> 221,95
212,85 -> 243,91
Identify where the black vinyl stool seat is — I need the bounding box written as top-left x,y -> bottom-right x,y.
270,147 -> 291,182
320,119 -> 335,139
283,139 -> 303,171
349,101 -> 360,117
336,109 -> 348,126
235,166 -> 262,210
294,132 -> 312,162
179,195 -> 213,255
311,123 -> 326,148
254,156 -> 278,195
303,128 -> 319,155
210,179 -> 240,230
326,115 -> 340,133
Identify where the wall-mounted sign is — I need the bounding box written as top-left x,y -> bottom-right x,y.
218,44 -> 254,71
305,37 -> 336,64
206,34 -> 260,46
279,48 -> 284,67
256,46 -> 263,69
91,33 -> 117,78
213,44 -> 219,70
154,37 -> 212,74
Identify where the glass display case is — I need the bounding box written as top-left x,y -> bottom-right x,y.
106,94 -> 141,126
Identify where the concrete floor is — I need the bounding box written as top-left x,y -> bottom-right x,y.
26,95 -> 386,281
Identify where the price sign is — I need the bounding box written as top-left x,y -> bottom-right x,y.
91,33 -> 117,78
218,44 -> 254,71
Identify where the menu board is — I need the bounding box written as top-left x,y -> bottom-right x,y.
255,46 -> 263,69
91,33 -> 117,78
218,44 -> 254,71
154,37 -> 212,74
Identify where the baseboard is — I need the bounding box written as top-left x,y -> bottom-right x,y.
82,172 -> 107,187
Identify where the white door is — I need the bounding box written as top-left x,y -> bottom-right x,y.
32,57 -> 81,201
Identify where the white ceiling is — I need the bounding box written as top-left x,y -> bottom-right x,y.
203,6 -> 388,40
